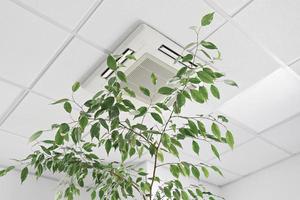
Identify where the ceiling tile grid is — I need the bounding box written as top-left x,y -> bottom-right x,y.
17,0 -> 97,30
0,0 -> 299,187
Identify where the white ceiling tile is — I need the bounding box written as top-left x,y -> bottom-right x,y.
219,68 -> 300,132
212,0 -> 251,16
0,1 -> 68,86
0,81 -> 22,117
207,23 -> 281,103
20,0 -> 96,29
291,61 -> 300,76
79,0 -> 225,50
261,115 -> 300,154
33,38 -> 105,104
0,130 -> 32,166
234,0 -> 300,63
204,168 -> 241,186
1,93 -> 71,138
209,138 -> 289,175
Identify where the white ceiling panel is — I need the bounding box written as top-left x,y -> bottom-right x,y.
204,167 -> 241,186
0,130 -> 32,166
219,68 -> 300,132
291,61 -> 300,76
0,0 -> 68,86
209,138 -> 289,175
1,93 -> 72,138
212,0 -> 251,16
261,115 -> 300,154
206,23 -> 281,103
234,0 -> 300,63
79,0 -> 225,50
19,0 -> 96,29
33,38 -> 105,104
0,81 -> 22,117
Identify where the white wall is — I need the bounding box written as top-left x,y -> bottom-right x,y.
5,155 -> 299,200
0,170 -> 89,200
221,154 -> 300,200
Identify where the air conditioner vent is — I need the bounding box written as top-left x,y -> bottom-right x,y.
82,23 -> 197,105
124,53 -> 176,104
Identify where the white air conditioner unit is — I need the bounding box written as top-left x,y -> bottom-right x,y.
82,24 -> 197,104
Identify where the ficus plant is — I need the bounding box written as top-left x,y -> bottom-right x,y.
0,13 -> 237,200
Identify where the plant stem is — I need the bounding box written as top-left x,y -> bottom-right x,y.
149,109 -> 174,199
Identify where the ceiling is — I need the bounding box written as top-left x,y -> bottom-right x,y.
0,0 -> 300,187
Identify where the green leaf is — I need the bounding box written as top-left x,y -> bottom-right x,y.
0,166 -> 15,177
211,144 -> 220,160
55,131 -> 63,145
211,123 -> 221,140
158,87 -> 175,95
188,120 -> 198,135
151,73 -> 157,85
199,86 -> 208,101
63,102 -> 72,113
123,87 -> 136,97
126,54 -> 136,60
190,89 -> 204,103
169,144 -> 179,157
107,55 -> 117,70
164,187 -> 171,198
150,112 -> 163,124
156,103 -> 169,111
196,189 -> 203,198
218,115 -> 229,123
21,167 -> 28,183
200,41 -> 218,49
226,130 -> 235,149
91,191 -> 96,200
224,79 -> 238,87
192,141 -> 200,155
197,70 -> 214,84
122,99 -> 135,110
211,165 -> 223,176
99,118 -> 109,130
29,130 -> 43,143
201,166 -> 209,178
157,151 -> 164,162
134,106 -> 147,118
105,140 -> 112,155
51,98 -> 69,105
170,165 -> 179,178
79,115 -> 88,129
90,123 -> 100,139
117,71 -> 127,82
201,12 -> 214,26
176,92 -> 186,108
139,86 -> 150,97
210,85 -> 220,99
181,191 -> 189,200
182,54 -> 193,62
176,67 -> 187,77
72,81 -> 80,92
191,166 -> 200,179
102,96 -> 115,109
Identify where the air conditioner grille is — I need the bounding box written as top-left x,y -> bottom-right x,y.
124,53 -> 176,104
